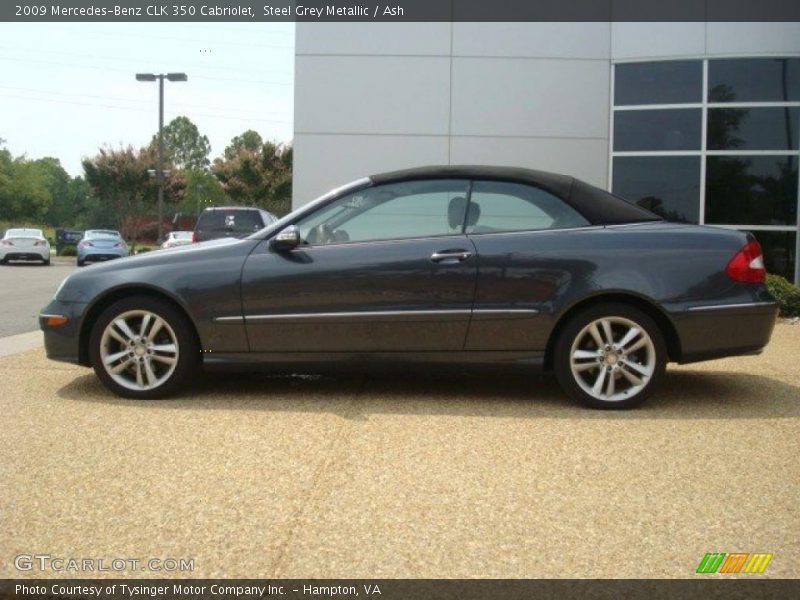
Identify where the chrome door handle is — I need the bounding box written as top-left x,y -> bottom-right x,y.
430,250 -> 472,263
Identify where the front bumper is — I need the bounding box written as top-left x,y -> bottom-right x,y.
671,301 -> 779,363
40,299 -> 90,365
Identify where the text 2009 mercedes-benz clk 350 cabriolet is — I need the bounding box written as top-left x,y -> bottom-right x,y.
40,166 -> 778,408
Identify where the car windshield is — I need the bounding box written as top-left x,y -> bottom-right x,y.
5,228 -> 43,238
246,177 -> 371,241
86,230 -> 121,240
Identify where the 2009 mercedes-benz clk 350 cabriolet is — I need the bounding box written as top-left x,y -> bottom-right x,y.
40,166 -> 778,408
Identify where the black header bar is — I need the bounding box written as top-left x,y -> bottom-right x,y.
3,0 -> 800,22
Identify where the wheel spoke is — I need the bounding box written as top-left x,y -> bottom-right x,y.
622,359 -> 651,378
618,327 -> 640,350
103,349 -> 129,365
135,362 -> 144,387
107,327 -> 127,345
588,323 -> 604,348
592,367 -> 607,396
626,337 -> 648,354
151,343 -> 177,354
600,319 -> 615,345
143,359 -> 157,388
620,365 -> 644,386
572,349 -> 598,360
606,372 -> 616,397
151,354 -> 176,366
114,318 -> 137,342
572,361 -> 598,373
139,314 -> 152,338
111,357 -> 134,374
148,317 -> 165,340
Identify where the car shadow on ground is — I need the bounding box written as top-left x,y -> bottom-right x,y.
57,368 -> 800,420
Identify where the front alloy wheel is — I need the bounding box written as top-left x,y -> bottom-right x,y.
90,296 -> 198,399
554,303 -> 666,409
100,310 -> 179,391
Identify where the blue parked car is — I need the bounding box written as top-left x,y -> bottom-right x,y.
77,230 -> 129,267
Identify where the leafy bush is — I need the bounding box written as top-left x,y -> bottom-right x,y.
135,247 -> 152,254
59,245 -> 77,257
766,274 -> 800,318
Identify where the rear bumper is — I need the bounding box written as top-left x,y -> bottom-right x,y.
2,249 -> 49,261
671,301 -> 779,364
79,252 -> 126,263
40,299 -> 89,365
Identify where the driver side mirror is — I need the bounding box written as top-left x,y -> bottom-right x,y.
270,225 -> 301,251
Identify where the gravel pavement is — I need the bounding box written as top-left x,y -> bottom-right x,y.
1,324 -> 798,578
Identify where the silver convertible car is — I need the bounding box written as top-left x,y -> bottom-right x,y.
40,166 -> 778,408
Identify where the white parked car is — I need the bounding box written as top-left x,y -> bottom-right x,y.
0,228 -> 51,265
161,231 -> 193,249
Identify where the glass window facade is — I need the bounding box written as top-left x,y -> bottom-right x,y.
612,57 -> 800,283
612,157 -> 701,223
614,61 -> 703,106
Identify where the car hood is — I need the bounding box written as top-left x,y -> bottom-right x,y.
55,237 -> 257,302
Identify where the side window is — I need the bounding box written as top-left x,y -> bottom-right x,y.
295,179 -> 470,246
466,181 -> 589,234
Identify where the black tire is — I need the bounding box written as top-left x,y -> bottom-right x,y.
77,258 -> 84,267
553,302 -> 667,409
43,258 -> 50,266
89,295 -> 199,399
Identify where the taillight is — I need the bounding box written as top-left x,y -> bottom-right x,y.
191,231 -> 198,243
725,238 -> 766,283
79,241 -> 94,248
1,240 -> 13,246
34,240 -> 48,247
114,241 -> 126,248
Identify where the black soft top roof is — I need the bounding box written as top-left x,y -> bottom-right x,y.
369,165 -> 660,226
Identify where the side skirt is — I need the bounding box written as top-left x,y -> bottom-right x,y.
202,350 -> 545,374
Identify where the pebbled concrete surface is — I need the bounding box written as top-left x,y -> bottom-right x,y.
1,324 -> 798,579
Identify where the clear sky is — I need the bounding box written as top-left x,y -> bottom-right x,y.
0,22 -> 295,176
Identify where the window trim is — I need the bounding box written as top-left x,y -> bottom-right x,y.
610,56 -> 800,284
291,178 -> 472,248
464,178 -> 593,236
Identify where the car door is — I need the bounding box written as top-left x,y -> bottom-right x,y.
463,179 -> 594,351
240,178 -> 477,352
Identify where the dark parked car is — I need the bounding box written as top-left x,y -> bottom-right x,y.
40,166 -> 777,408
192,206 -> 277,242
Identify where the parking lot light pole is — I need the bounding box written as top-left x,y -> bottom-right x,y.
136,72 -> 188,243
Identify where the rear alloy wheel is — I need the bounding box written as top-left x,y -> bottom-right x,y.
554,303 -> 666,409
89,296 -> 198,399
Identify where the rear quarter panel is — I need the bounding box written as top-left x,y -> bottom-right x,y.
466,222 -> 772,357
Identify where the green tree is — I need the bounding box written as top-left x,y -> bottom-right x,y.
82,145 -> 185,244
224,130 -> 263,160
212,140 -> 292,216
0,151 -> 52,222
181,169 -> 226,216
152,116 -> 211,171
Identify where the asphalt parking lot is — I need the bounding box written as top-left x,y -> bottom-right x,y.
0,260 -> 76,336
1,322 -> 798,579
